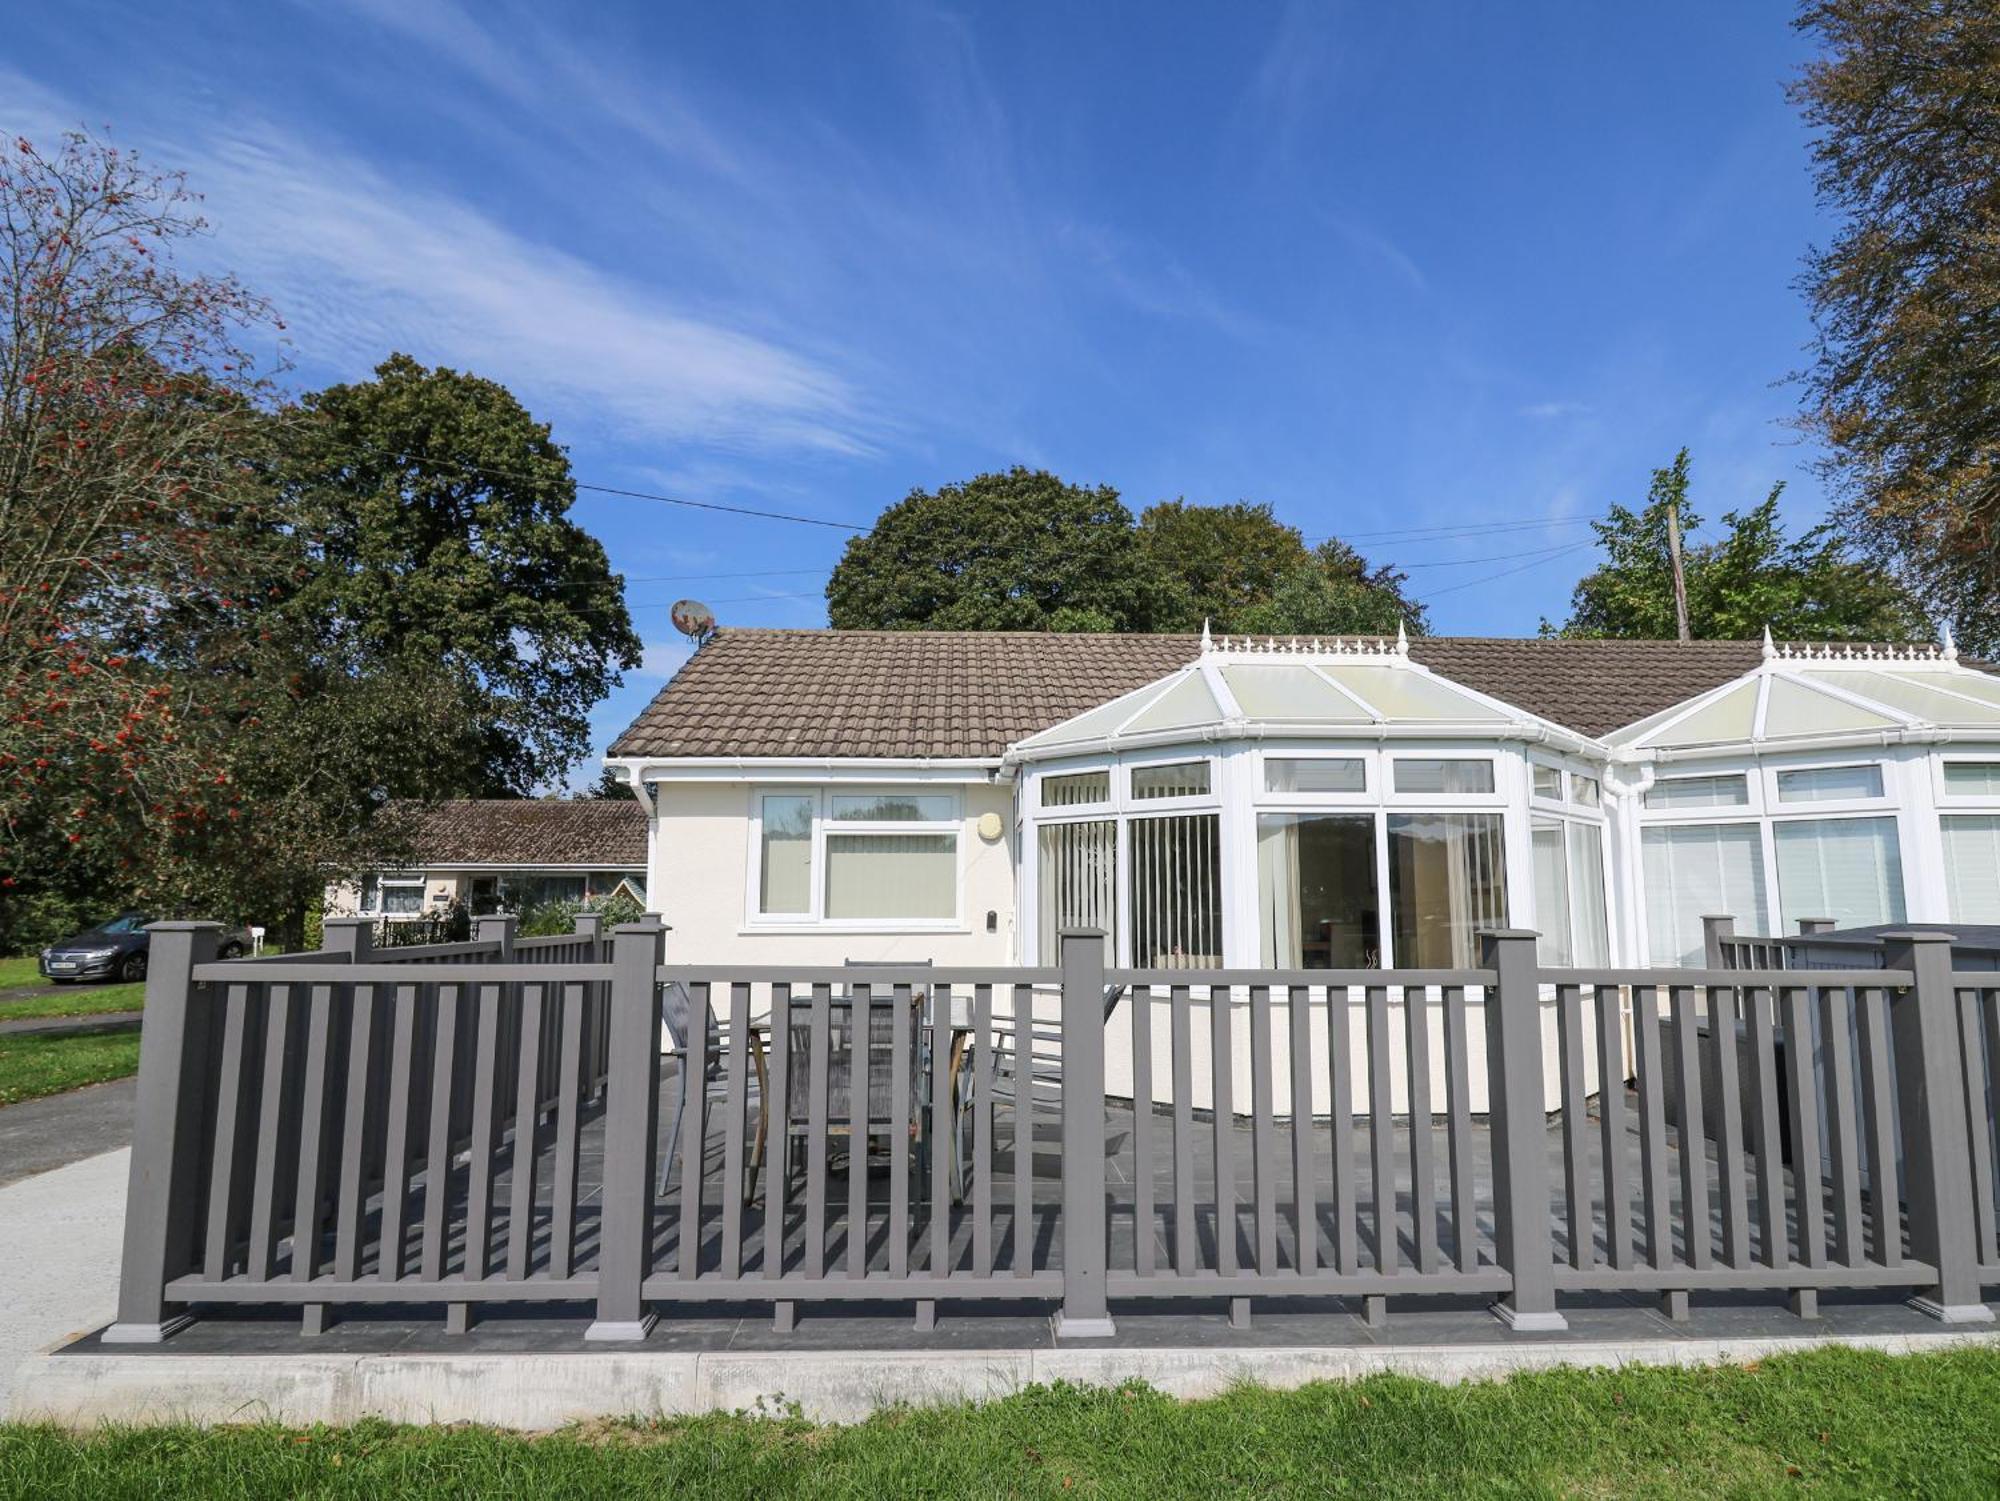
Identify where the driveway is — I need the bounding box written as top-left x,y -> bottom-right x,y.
0,1077 -> 137,1186
0,1146 -> 127,1417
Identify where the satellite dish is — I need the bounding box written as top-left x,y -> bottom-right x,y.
671,599 -> 716,646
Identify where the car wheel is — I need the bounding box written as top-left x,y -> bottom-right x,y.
219,942 -> 246,960
119,952 -> 148,983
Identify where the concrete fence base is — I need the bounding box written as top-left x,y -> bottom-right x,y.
16,1328 -> 2000,1429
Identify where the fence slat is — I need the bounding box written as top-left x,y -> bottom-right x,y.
1365,985 -> 1395,1273
202,984 -> 253,1282
247,984 -> 297,1283
1442,985 -> 1477,1273
1783,986 -> 1828,1278
464,983 -> 503,1281
420,984 -> 461,1282
1820,986 -> 1864,1267
1668,985 -> 1711,1270
1594,984 -> 1632,1271
1288,985 -> 1315,1275
549,982 -> 586,1281
1406,984 -> 1439,1275
680,981 -> 711,1281
1329,987 -> 1357,1274
888,983 -> 911,1281
505,983 -> 545,1282
974,985 -> 995,1276
1855,985 -> 1901,1266
1555,984 -> 1590,1269
290,984 -> 336,1283
1956,985 -> 1997,1262
1744,985 -> 1790,1269
1633,985 -> 1673,1269
846,984 -> 869,1279
1135,984 -> 1158,1276
1172,985 -> 1196,1273
769,984 -> 793,1282
1212,984 -> 1238,1276
1010,984 -> 1032,1278
804,984 -> 831,1279
1705,985 -> 1750,1269
1249,984 -> 1277,1273
334,982 -> 377,1282
720,983 -> 751,1280
928,985 -> 953,1277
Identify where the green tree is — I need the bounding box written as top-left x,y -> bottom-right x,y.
1135,500 -> 1312,631
1547,449 -> 1927,641
577,765 -> 636,800
1791,1 -> 2000,649
825,468 -> 1152,631
1237,539 -> 1428,638
274,355 -> 642,793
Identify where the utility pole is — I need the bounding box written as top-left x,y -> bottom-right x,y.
1666,501 -> 1691,643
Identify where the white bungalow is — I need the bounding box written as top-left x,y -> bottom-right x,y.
607,627 -> 2000,974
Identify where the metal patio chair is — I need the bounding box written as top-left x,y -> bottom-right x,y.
768,966 -> 928,1193
657,980 -> 768,1198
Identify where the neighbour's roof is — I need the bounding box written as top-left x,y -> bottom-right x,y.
608,628 -> 1775,759
389,799 -> 647,867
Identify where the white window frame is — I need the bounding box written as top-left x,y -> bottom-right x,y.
744,785 -> 966,932
1937,755 -> 2000,801
1123,753 -> 1218,808
1385,753 -> 1504,804
359,871 -> 428,919
1766,761 -> 1889,811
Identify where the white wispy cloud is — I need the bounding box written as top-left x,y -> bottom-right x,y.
1520,399 -> 1593,420
0,65 -> 874,458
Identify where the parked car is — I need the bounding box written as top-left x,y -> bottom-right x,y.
38,913 -> 252,983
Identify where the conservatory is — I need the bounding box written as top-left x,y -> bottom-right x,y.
1005,630 -> 2000,974
1008,630 -> 1614,972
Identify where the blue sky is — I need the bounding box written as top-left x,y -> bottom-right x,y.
5,2 -> 1834,785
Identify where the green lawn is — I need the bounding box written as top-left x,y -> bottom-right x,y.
4,1347 -> 2000,1498
0,982 -> 146,1023
0,955 -> 47,988
0,1030 -> 143,1106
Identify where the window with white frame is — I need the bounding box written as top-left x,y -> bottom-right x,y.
1129,812 -> 1222,966
1131,759 -> 1211,800
1038,818 -> 1116,963
1532,817 -> 1608,967
1776,764 -> 1884,803
1943,761 -> 2000,797
1773,816 -> 1906,932
1393,757 -> 1495,795
1042,769 -> 1110,807
751,788 -> 961,925
1258,812 -> 1378,967
1645,773 -> 1749,809
1943,815 -> 2000,922
1387,812 -> 1508,967
1642,821 -> 1768,965
1265,756 -> 1365,794
360,873 -> 426,917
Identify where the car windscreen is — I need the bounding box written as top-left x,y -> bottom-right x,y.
91,914 -> 150,935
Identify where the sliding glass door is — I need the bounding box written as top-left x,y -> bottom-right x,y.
1387,812 -> 1508,968
1256,813 -> 1380,968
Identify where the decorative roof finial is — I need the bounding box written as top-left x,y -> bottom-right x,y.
1200,618 -> 1212,654
1761,625 -> 1776,661
1396,619 -> 1409,655
1942,622 -> 1958,662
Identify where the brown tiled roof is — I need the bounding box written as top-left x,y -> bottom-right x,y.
609,629 -> 1799,757
392,799 -> 646,866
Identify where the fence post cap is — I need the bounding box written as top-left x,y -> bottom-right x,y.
612,918 -> 665,935
1057,927 -> 1109,940
1878,929 -> 1959,944
1475,927 -> 1540,941
143,920 -> 224,933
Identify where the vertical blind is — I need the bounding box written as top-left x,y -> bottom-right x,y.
1531,820 -> 1574,966
1567,821 -> 1610,966
1129,813 -> 1222,967
1774,816 -> 1906,933
1943,815 -> 2000,923
1037,819 -> 1117,963
1642,821 -> 1767,964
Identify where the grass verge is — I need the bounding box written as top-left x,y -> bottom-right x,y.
4,1347 -> 2000,1497
0,956 -> 44,988
0,1030 -> 143,1106
0,982 -> 146,1023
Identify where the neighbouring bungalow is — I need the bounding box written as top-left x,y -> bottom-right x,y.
324,798 -> 648,924
605,626 -> 2000,972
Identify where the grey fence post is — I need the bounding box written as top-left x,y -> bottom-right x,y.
321,916 -> 373,961
1479,929 -> 1566,1332
586,918 -> 665,1341
1702,915 -> 1736,970
1882,931 -> 1994,1323
1054,929 -> 1115,1338
572,910 -> 605,953
104,922 -> 222,1343
1797,918 -> 1837,937
474,913 -> 517,958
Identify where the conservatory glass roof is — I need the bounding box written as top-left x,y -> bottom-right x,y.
1606,638 -> 2000,752
1010,633 -> 1540,759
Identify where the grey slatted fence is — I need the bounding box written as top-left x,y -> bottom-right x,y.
108,921 -> 1999,1343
